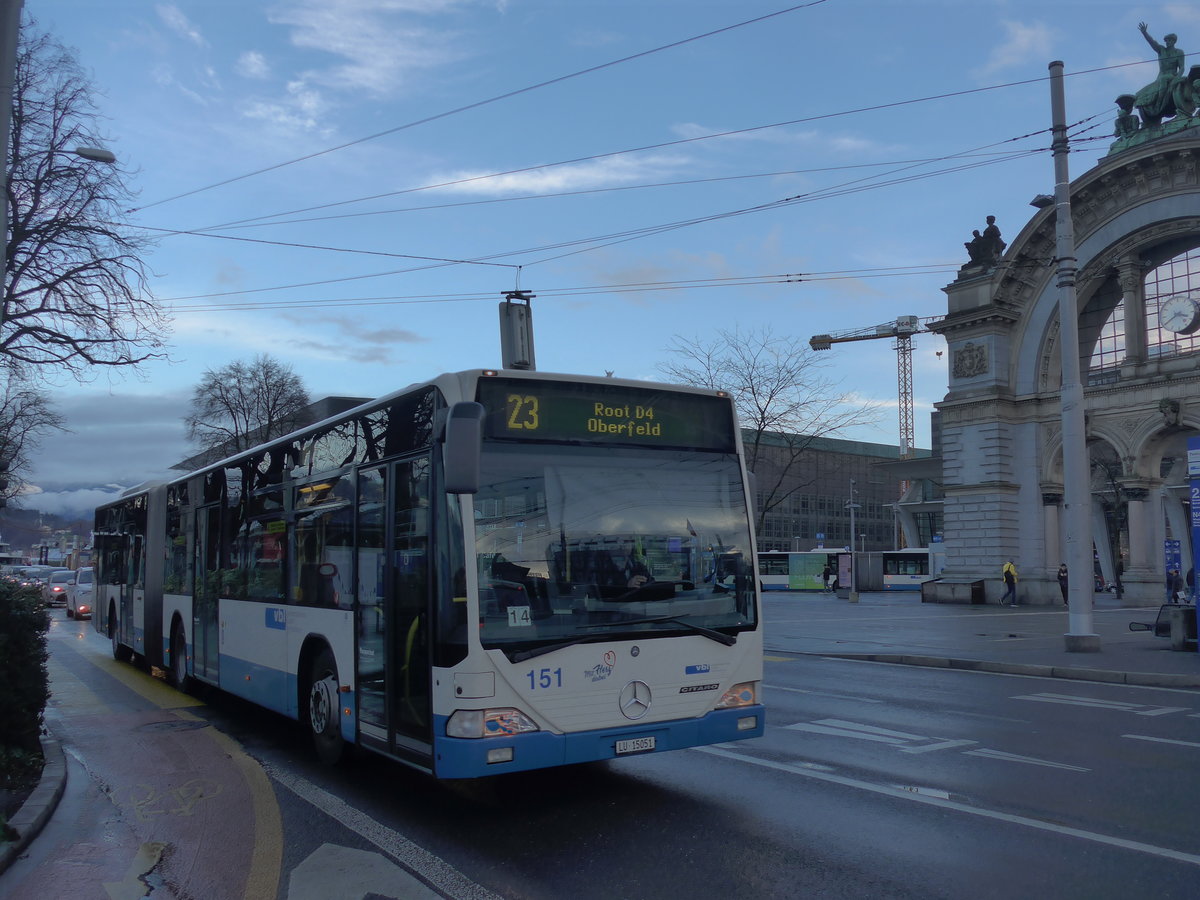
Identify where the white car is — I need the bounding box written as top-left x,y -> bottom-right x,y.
42,569 -> 75,607
67,567 -> 94,619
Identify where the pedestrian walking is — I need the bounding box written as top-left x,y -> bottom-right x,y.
822,564 -> 833,592
1167,568 -> 1184,603
1057,563 -> 1068,605
1001,558 -> 1018,606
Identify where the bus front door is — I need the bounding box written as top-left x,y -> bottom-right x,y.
356,458 -> 433,761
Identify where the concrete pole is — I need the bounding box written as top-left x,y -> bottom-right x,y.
847,477 -> 859,602
1049,60 -> 1099,651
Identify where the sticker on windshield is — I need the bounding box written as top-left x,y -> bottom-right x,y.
506,606 -> 533,627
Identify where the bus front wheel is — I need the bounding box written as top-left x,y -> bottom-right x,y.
307,648 -> 344,765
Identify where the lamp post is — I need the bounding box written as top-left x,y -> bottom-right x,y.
846,478 -> 860,602
1049,60 -> 1099,652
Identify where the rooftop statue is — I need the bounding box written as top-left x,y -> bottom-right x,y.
1134,22 -> 1184,127
962,215 -> 1006,270
1110,24 -> 1200,154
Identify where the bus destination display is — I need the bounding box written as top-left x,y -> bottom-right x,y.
477,378 -> 735,451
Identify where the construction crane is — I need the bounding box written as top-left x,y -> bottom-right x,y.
809,315 -> 929,459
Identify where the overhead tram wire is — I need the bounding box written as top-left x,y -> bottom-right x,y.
143,112 -> 1084,307
130,1 -> 831,214
127,225 -> 519,270
202,153 -> 1040,234
166,265 -> 963,315
185,55 -> 1165,236
149,149 -> 1037,305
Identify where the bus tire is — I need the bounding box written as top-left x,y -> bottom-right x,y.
307,648 -> 344,765
169,620 -> 191,692
109,606 -> 132,663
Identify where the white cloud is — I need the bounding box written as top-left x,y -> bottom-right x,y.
428,152 -> 690,197
268,0 -> 479,97
236,51 -> 270,79
973,21 -> 1054,79
156,3 -> 207,47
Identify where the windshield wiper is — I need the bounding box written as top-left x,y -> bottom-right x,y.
508,615 -> 737,662
609,614 -> 737,646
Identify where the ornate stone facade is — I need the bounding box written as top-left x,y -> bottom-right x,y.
931,131 -> 1200,606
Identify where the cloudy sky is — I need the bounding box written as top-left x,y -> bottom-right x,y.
19,0 -> 1200,516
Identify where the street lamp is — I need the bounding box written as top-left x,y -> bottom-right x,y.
72,145 -> 117,164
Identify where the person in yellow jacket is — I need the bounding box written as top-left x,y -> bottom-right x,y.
1001,559 -> 1018,606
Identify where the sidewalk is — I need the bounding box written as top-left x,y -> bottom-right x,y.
764,591 -> 1200,688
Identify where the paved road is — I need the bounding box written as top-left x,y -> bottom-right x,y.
7,599 -> 1200,899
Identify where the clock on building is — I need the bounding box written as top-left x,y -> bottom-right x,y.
1159,293 -> 1200,334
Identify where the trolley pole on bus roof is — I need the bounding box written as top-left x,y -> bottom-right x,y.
500,290 -> 536,370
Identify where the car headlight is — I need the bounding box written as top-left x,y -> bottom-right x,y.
715,682 -> 758,708
446,708 -> 540,738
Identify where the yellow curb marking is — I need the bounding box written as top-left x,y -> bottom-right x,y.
176,709 -> 284,900
103,840 -> 167,900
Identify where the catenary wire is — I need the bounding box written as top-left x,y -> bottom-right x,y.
130,1 -> 831,213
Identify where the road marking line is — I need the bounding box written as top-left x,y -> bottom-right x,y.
1123,734 -> 1200,750
963,748 -> 1089,771
1014,693 -> 1190,716
696,745 -> 1200,867
765,684 -> 885,703
785,718 -> 928,744
264,762 -> 502,900
901,739 -> 977,754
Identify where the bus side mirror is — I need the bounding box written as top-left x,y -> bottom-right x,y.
443,401 -> 484,494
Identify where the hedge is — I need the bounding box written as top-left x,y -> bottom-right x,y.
0,579 -> 50,754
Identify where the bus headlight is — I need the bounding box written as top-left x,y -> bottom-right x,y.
446,707 -> 540,738
715,682 -> 757,708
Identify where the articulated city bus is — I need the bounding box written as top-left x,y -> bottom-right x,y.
93,370 -> 763,777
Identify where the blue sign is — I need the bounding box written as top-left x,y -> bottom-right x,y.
1190,436 -> 1200,622
265,607 -> 286,630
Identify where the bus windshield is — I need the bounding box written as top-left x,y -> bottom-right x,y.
473,444 -> 756,657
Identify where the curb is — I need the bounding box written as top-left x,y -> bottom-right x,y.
0,732 -> 67,876
792,652 -> 1200,689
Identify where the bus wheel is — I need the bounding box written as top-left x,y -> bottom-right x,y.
109,608 -> 132,663
169,621 -> 190,692
308,648 -> 344,765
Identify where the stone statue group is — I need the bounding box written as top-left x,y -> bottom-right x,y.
1115,22 -> 1200,138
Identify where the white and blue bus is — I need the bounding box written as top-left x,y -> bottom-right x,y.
880,548 -> 945,591
93,370 -> 763,777
757,550 -> 841,591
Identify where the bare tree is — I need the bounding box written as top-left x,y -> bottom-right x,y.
0,369 -> 64,507
185,355 -> 311,458
2,23 -> 167,376
658,326 -> 881,532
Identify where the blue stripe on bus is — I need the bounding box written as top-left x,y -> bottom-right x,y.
219,654 -> 294,717
214,654 -> 358,742
431,705 -> 765,779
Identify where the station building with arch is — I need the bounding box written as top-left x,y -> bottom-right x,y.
929,124 -> 1200,606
